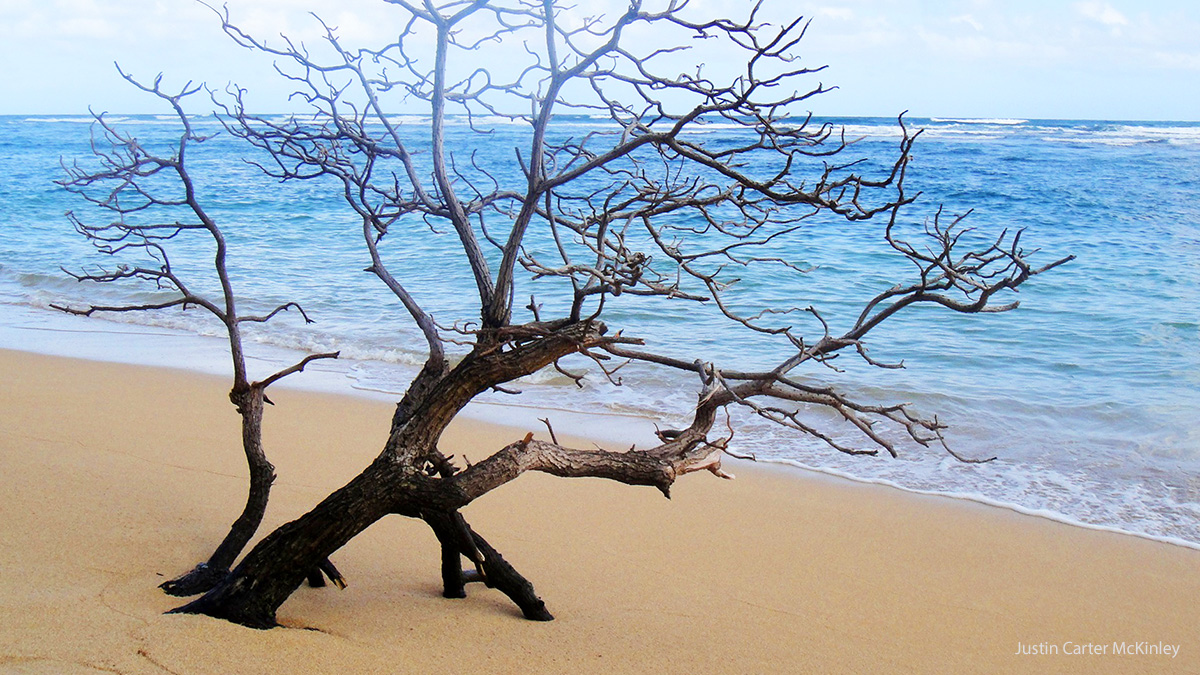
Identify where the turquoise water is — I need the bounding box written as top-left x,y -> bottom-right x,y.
1,114 -> 1198,545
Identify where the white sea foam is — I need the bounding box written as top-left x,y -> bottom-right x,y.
930,117 -> 1028,125
1032,124 -> 1200,147
21,117 -> 97,123
835,123 -> 904,139
1107,125 -> 1200,145
385,114 -> 434,126
922,129 -> 1005,141
762,458 -> 1200,551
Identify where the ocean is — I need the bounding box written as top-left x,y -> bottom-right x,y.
1,114 -> 1198,548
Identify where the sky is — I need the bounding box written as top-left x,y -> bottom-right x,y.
1,0 -> 1198,120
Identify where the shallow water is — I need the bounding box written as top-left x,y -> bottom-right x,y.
2,114 -> 1198,546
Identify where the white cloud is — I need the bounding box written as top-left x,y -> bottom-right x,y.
916,27 -> 1068,64
56,15 -> 116,38
1152,50 -> 1200,71
950,14 -> 984,32
815,7 -> 855,22
1075,1 -> 1129,29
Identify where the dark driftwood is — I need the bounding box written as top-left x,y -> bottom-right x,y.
62,0 -> 1071,628
57,73 -> 340,596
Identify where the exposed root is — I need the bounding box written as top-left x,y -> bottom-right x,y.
159,563 -> 227,597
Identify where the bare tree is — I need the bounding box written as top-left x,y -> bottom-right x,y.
65,0 -> 1070,628
56,70 -> 342,596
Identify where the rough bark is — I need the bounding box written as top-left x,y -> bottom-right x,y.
160,389 -> 273,596
173,455 -> 413,628
169,318 -> 733,626
423,510 -> 553,620
424,511 -> 470,599
173,322 -> 606,625
159,386 -> 346,596
467,526 -> 553,621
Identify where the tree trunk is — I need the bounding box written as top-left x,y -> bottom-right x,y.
161,388 -> 274,596
423,510 -> 469,599
172,322 -> 609,626
172,454 -> 409,628
161,387 -> 343,597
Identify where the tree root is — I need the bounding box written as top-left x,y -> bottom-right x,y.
164,558 -> 343,598
424,510 -> 553,621
472,529 -> 553,621
305,559 -> 346,589
160,563 -> 228,597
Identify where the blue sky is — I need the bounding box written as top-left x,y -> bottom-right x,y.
2,0 -> 1197,120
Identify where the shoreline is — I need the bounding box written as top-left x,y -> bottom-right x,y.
755,458 -> 1200,553
2,348 -> 1198,672
2,301 -> 1198,554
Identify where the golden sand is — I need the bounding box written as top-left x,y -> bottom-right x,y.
1,349 -> 1196,673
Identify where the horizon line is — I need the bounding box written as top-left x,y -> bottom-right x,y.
3,112 -> 1199,124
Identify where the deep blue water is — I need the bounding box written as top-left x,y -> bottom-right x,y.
2,114 -> 1198,545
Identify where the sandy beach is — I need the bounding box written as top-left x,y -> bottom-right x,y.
1,348 -> 1197,674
